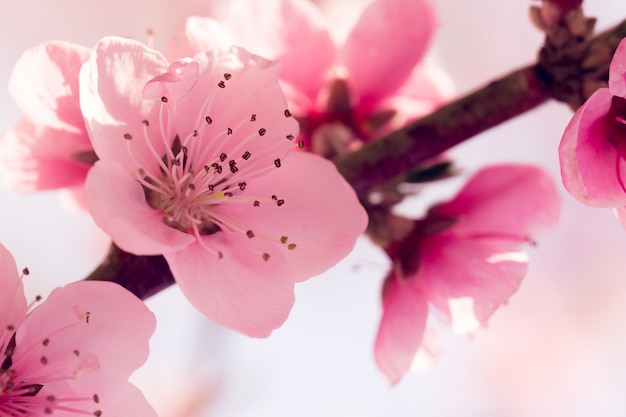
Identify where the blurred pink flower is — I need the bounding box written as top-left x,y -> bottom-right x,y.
165,0 -> 453,158
559,38 -> 626,217
374,165 -> 560,383
0,41 -> 95,208
0,243 -> 156,416
81,37 -> 367,337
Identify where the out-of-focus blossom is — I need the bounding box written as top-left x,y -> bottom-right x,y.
165,0 -> 453,158
81,37 -> 367,337
0,243 -> 157,416
0,41 -> 95,208
374,165 -> 560,383
559,37 -> 626,222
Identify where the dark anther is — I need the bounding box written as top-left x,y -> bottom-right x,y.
142,120 -> 150,126
224,73 -> 232,80
288,243 -> 297,250
161,96 -> 168,103
42,338 -> 49,346
284,109 -> 292,117
205,116 -> 213,125
224,192 -> 233,197
298,141 -> 304,148
280,236 -> 288,244
238,182 -> 246,190
40,356 -> 48,365
258,128 -> 267,136
262,253 -> 270,261
271,195 -> 277,201
253,200 -> 260,207
274,159 -> 281,168
242,151 -> 251,160
211,163 -> 223,174
250,114 -> 257,121
208,184 -> 215,191
123,133 -> 132,140
85,312 -> 90,324
277,199 -> 285,206
218,81 -> 226,88
47,395 -> 55,402
286,134 -> 294,140
73,350 -> 80,357
93,394 -> 100,403
22,267 -> 29,275
227,127 -> 233,135
220,153 -> 227,162
94,410 -> 103,417
229,160 -> 239,173
193,130 -> 199,137
246,230 -> 255,238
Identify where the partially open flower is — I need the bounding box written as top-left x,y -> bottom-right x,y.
0,243 -> 157,416
81,37 -> 367,337
374,165 -> 560,383
0,41 -> 95,208
165,0 -> 453,159
559,38 -> 626,217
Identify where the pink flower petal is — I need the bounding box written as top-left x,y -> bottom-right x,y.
0,243 -> 27,329
39,373 -> 158,417
80,37 -> 170,173
15,281 -> 155,380
0,117 -> 91,192
420,234 -> 528,328
433,164 -> 561,237
338,0 -> 437,108
86,160 -> 195,255
609,37 -> 626,97
374,271 -> 428,384
166,237 -> 295,337
225,0 -> 336,100
559,88 -> 626,207
162,46 -> 299,175
216,152 -> 367,282
8,41 -> 91,132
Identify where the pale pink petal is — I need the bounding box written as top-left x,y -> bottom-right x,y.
80,37 -> 169,173
37,372 -> 157,417
421,234 -> 527,328
15,281 -> 155,380
86,160 -> 195,255
0,243 -> 27,329
166,237 -> 295,337
609,37 -> 626,97
559,88 -> 626,206
216,152 -> 367,282
225,0 -> 336,100
0,118 -> 91,192
433,164 -> 561,237
9,41 -> 91,132
374,271 -> 428,384
163,16 -> 233,62
168,46 -> 299,174
338,0 -> 436,108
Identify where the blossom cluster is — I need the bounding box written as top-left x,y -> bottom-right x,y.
0,0 -> 590,411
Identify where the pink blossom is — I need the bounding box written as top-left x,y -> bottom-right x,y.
374,165 -> 560,383
559,37 -> 626,211
0,243 -> 157,416
0,41 -> 95,208
165,0 -> 453,158
81,37 -> 367,337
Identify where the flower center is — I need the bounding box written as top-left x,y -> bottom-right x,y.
123,72 -> 299,261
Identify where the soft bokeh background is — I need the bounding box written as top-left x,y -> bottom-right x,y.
1,1 -> 625,416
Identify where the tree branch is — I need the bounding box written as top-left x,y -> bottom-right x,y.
335,18 -> 626,196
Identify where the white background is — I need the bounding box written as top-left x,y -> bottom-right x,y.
1,1 -> 625,416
